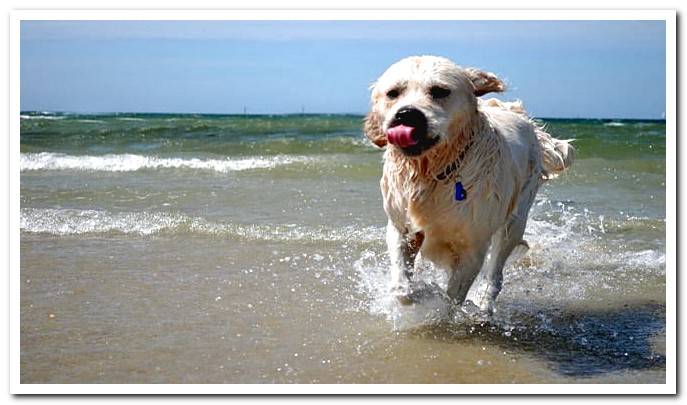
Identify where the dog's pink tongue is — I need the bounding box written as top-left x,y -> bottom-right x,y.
386,125 -> 418,148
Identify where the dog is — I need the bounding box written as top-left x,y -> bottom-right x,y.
364,56 -> 574,313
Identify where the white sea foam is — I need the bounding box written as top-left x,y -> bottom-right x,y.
20,208 -> 384,243
20,114 -> 65,120
20,208 -> 188,236
20,152 -> 313,173
604,122 -> 626,127
621,249 -> 666,269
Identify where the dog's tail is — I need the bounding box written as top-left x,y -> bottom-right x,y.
536,126 -> 575,180
482,98 -> 575,179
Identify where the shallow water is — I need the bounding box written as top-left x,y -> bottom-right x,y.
20,113 -> 666,384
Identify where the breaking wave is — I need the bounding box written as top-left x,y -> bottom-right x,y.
20,207 -> 384,244
20,152 -> 314,173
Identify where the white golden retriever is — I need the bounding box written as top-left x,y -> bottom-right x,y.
364,56 -> 574,313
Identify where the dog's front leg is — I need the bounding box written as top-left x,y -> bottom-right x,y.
386,221 -> 421,304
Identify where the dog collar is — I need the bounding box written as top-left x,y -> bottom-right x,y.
435,140 -> 473,202
434,140 -> 473,182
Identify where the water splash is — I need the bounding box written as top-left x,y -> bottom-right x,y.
352,197 -> 665,332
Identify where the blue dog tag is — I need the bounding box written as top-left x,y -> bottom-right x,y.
455,181 -> 466,201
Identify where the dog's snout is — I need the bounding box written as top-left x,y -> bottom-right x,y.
393,106 -> 427,128
396,106 -> 421,116
387,105 -> 433,155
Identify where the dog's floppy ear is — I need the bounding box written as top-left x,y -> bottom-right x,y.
465,68 -> 505,97
363,112 -> 387,148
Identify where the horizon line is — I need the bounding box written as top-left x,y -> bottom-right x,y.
20,110 -> 667,122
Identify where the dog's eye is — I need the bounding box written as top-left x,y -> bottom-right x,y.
430,86 -> 451,99
386,89 -> 400,99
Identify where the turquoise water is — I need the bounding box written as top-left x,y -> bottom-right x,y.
20,112 -> 666,384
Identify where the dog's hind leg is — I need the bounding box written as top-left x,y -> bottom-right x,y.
446,245 -> 489,306
473,227 -> 527,314
474,187 -> 537,314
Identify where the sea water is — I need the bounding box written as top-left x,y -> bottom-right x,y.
20,112 -> 666,383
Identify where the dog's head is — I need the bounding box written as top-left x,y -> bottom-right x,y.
364,56 -> 505,156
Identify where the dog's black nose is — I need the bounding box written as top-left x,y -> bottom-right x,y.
388,105 -> 433,156
393,106 -> 427,129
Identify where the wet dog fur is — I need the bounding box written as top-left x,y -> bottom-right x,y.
364,56 -> 574,312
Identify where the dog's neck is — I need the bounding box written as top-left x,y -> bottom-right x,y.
384,112 -> 484,184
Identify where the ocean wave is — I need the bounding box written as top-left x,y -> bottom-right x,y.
20,114 -> 65,120
20,208 -> 385,243
75,119 -> 106,124
20,152 -> 314,173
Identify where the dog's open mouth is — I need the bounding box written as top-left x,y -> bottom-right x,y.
387,124 -> 419,148
386,108 -> 437,156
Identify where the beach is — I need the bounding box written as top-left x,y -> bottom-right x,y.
20,112 -> 666,384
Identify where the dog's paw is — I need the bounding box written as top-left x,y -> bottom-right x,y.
390,282 -> 445,306
454,299 -> 494,322
476,298 -> 496,317
390,283 -> 414,305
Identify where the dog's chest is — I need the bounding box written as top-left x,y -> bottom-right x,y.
382,171 -> 469,233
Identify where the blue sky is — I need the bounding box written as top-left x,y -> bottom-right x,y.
21,20 -> 666,118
